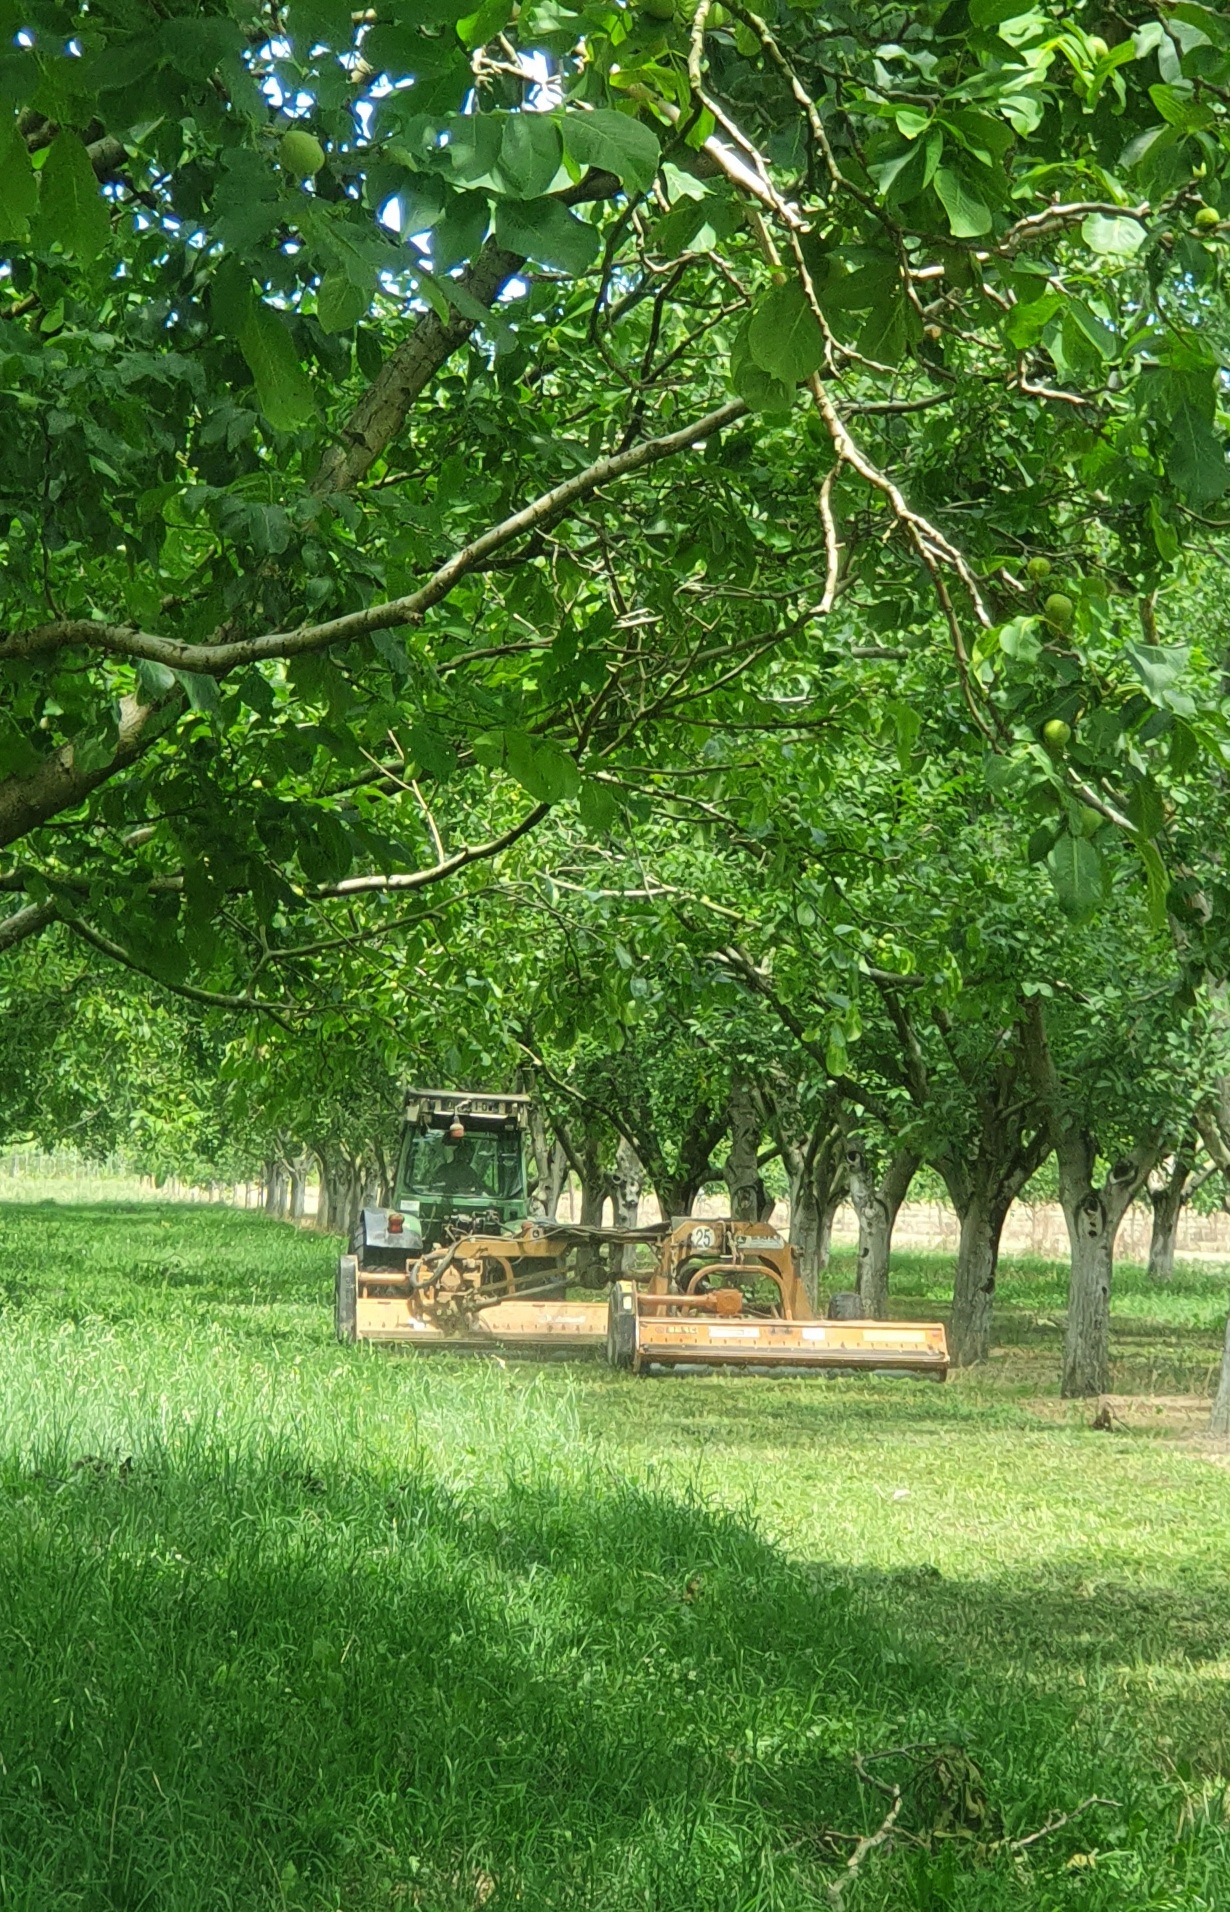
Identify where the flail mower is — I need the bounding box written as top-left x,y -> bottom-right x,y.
334,1089 -> 948,1379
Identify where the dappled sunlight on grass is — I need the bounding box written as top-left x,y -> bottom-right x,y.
1,1203 -> 1230,1908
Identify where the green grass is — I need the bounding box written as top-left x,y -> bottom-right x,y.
2,1202 -> 1230,1910
828,1246 -> 1230,1395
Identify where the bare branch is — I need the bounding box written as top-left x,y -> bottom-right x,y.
317,803 -> 549,897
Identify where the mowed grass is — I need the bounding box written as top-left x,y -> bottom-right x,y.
2,1204 -> 1230,1910
828,1246 -> 1230,1396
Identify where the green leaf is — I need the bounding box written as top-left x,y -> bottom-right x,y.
969,0 -> 1037,21
1148,82 -> 1214,132
173,670 -> 221,714
563,109 -> 660,195
237,303 -> 317,432
497,113 -> 563,199
578,777 -> 620,834
136,659 -> 177,700
371,629 -> 412,676
0,112 -> 37,241
407,723 -> 458,783
730,316 -> 794,412
1136,837 -> 1169,930
296,808 -> 352,884
1046,834 -> 1104,920
934,166 -> 993,238
1166,404 -> 1229,505
858,288 -> 910,366
1126,778 -> 1164,838
34,131 -> 110,261
1126,642 -> 1190,700
1081,213 -> 1145,257
316,270 -> 368,333
493,197 -> 599,275
474,728 -> 580,804
998,615 -> 1042,663
746,283 -> 826,384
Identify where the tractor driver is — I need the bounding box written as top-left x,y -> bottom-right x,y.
440,1135 -> 488,1197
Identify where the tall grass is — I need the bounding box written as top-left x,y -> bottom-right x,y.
1,1202 -> 1229,1908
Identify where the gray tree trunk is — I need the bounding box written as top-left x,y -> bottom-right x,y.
289,1152 -> 309,1224
1146,1144 -> 1192,1282
610,1134 -> 643,1278
844,1139 -> 917,1320
575,1170 -> 608,1287
788,1173 -> 823,1311
1210,1305 -> 1230,1437
948,1189 -> 1009,1368
1057,1146 -> 1155,1398
724,1079 -> 766,1222
1147,1185 -> 1182,1284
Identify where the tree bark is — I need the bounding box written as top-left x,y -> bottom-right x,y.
844,1137 -> 917,1319
1147,1141 -> 1193,1282
724,1078 -> 767,1221
609,1134 -> 644,1278
947,1185 -> 1011,1367
1210,1305 -> 1230,1437
753,1083 -> 844,1313
289,1151 -> 309,1224
1056,1141 -> 1156,1398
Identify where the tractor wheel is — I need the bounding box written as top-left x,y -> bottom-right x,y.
336,1254 -> 359,1343
827,1290 -> 862,1320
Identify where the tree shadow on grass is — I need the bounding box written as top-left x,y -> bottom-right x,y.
1,1445 -> 1228,1912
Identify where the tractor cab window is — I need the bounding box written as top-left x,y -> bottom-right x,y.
400,1129 -> 525,1203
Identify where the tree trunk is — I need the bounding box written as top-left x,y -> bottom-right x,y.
1210,1304 -> 1230,1438
724,1079 -> 765,1222
313,1151 -> 331,1232
844,1139 -> 917,1320
1147,1143 -> 1192,1282
575,1167 -> 608,1288
1057,1146 -> 1155,1398
289,1151 -> 309,1224
948,1188 -> 1009,1368
942,1123 -> 1050,1367
788,1174 -> 823,1311
610,1135 -> 643,1278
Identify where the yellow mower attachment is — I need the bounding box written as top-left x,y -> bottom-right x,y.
605,1217 -> 949,1378
337,1218 -> 637,1355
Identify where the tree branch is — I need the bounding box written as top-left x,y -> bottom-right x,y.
317,802 -> 549,896
1,399 -> 748,677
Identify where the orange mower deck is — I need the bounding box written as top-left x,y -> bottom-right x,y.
336,1214 -> 948,1379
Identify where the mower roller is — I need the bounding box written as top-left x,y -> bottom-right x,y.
335,1089 -> 948,1378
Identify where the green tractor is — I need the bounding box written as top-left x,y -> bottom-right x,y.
353,1089 -> 532,1269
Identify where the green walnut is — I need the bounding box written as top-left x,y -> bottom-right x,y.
1077,804 -> 1102,837
280,129 -> 326,179
1194,205 -> 1221,232
1025,556 -> 1052,583
1043,591 -> 1074,632
1042,719 -> 1071,755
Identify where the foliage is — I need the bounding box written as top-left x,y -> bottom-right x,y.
1,0 -> 1229,989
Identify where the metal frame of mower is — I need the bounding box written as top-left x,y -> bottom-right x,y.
337,1210 -> 948,1380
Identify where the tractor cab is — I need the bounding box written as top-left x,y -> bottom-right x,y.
394,1089 -> 530,1251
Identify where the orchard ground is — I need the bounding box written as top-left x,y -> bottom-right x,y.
2,1201 -> 1230,1910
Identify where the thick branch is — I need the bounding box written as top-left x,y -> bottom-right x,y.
61,915 -> 295,1026
313,170 -> 621,496
2,400 -> 748,677
0,897 -> 57,954
0,693 -> 178,854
